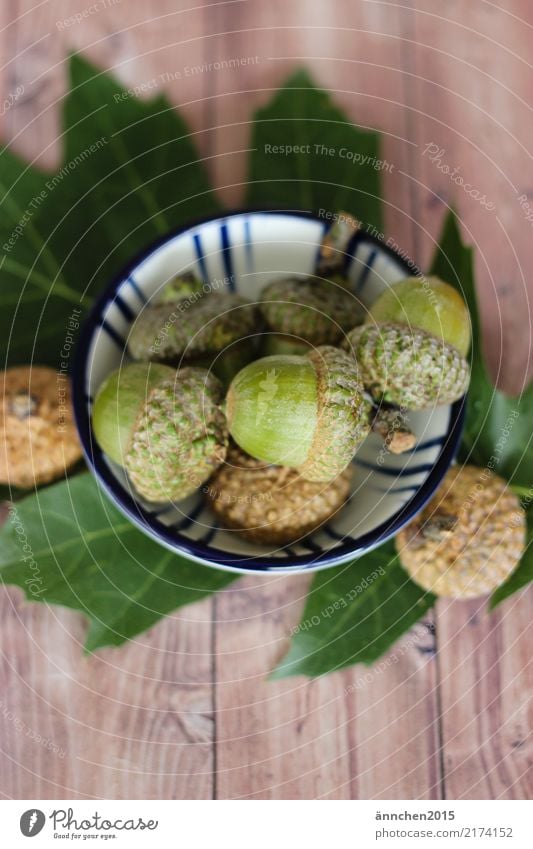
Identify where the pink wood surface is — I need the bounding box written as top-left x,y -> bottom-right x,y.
0,0 -> 531,799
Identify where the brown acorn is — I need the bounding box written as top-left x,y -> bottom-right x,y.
0,366 -> 82,488
205,444 -> 352,545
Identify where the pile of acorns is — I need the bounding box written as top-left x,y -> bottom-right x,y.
0,257 -> 526,599
92,269 -> 473,542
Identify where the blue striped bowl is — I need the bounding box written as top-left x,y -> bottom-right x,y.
73,210 -> 464,574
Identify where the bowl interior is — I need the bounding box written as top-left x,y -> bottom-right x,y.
76,211 -> 462,573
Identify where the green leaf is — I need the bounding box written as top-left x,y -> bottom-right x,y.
246,69 -> 383,230
62,55 -> 219,284
0,54 -> 219,367
489,506 -> 533,608
272,542 -> 435,679
0,148 -> 80,367
430,212 -> 533,488
429,211 -> 480,347
0,473 -> 238,651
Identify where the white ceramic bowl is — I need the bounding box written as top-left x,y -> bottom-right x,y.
73,211 -> 464,573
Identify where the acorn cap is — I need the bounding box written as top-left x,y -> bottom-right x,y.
226,346 -> 370,483
259,275 -> 364,349
396,465 -> 526,598
92,362 -> 173,465
343,322 -> 470,409
302,346 -> 370,481
205,444 -> 352,545
92,363 -> 228,502
128,291 -> 258,364
0,366 -> 82,488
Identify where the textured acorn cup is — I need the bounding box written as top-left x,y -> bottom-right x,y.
368,276 -> 471,356
259,275 -> 364,355
225,346 -> 371,483
343,323 -> 470,409
0,366 -> 82,488
92,363 -> 228,502
128,291 -> 258,364
205,444 -> 352,545
396,466 -> 526,598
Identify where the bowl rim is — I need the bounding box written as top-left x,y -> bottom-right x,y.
72,208 -> 465,574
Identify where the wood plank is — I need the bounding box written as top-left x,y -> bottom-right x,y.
351,615 -> 442,799
436,594 -> 533,799
214,574 -> 356,799
0,586 -> 216,799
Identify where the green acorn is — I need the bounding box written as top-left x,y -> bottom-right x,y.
128,291 -> 258,365
259,275 -> 364,356
343,322 -> 470,409
226,346 -> 370,482
368,276 -> 471,356
128,290 -> 259,387
92,363 -> 228,502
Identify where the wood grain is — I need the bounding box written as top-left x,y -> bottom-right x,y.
214,574 -> 356,799
0,586 -> 216,799
0,0 -> 532,801
436,594 -> 533,799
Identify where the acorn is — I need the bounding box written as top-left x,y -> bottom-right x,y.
205,444 -> 352,545
128,290 -> 258,368
368,276 -> 471,356
225,346 -> 371,483
396,465 -> 526,598
344,275 -> 471,410
343,323 -> 470,409
0,366 -> 82,488
259,275 -> 364,356
92,363 -> 228,502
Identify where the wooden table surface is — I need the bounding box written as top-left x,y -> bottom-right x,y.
1,0 -> 532,800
